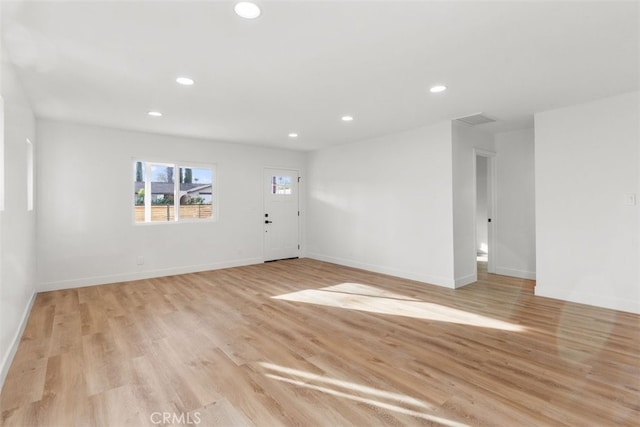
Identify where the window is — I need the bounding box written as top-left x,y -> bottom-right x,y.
134,160 -> 215,223
271,175 -> 292,195
26,138 -> 34,211
178,165 -> 213,220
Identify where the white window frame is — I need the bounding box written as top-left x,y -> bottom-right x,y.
133,159 -> 217,225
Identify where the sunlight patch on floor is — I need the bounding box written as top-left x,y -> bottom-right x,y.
261,362 -> 430,409
273,282 -> 524,332
322,283 -> 422,301
260,362 -> 469,427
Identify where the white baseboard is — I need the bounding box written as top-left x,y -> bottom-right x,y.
535,287 -> 640,314
454,273 -> 477,288
495,266 -> 536,280
38,257 -> 263,292
0,291 -> 36,391
307,253 -> 456,289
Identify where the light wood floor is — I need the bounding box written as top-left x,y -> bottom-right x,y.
1,259 -> 638,426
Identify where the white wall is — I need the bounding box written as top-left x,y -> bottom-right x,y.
535,91 -> 639,313
307,122 -> 457,287
0,59 -> 37,388
476,156 -> 488,254
494,128 -> 536,279
36,120 -> 306,290
452,122 -> 494,286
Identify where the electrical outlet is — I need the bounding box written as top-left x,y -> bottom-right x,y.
624,193 -> 637,206
136,256 -> 144,265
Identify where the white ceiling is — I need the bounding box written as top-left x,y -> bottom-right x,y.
2,1 -> 638,151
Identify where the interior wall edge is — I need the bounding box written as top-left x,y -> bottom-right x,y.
0,290 -> 36,392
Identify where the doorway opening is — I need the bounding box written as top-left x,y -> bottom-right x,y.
475,149 -> 496,275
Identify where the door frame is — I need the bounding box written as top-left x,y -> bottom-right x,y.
474,149 -> 497,274
262,167 -> 300,262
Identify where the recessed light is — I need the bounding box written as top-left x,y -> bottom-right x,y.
176,77 -> 194,86
234,2 -> 261,19
288,133 -> 298,138
341,115 -> 354,122
430,85 -> 447,93
148,111 -> 162,117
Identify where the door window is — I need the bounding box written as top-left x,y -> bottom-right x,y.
271,175 -> 293,195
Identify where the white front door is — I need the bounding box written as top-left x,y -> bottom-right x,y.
263,168 -> 299,261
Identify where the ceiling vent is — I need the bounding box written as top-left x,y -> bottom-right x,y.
454,113 -> 496,126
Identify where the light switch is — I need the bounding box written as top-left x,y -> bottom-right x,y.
624,193 -> 637,206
